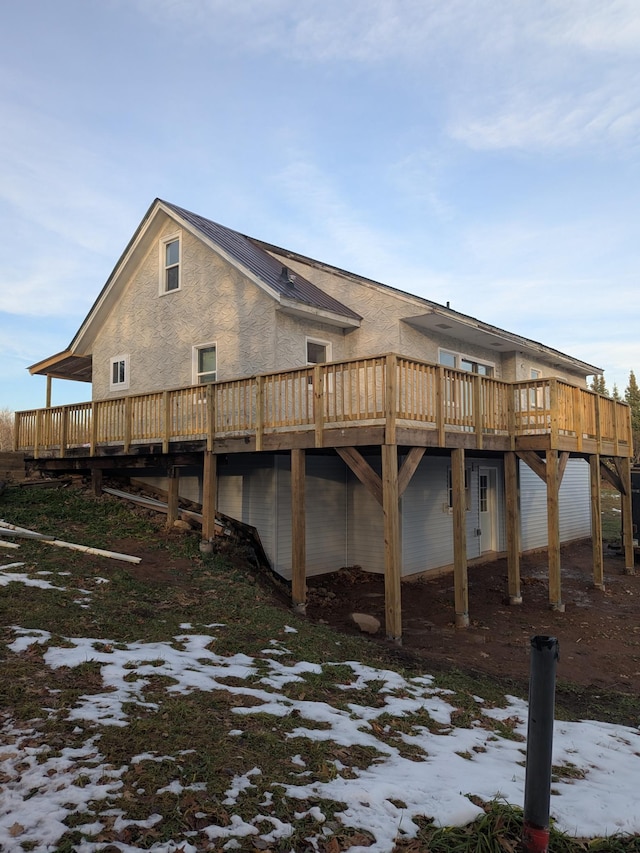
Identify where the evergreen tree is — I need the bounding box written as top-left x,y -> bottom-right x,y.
625,370 -> 640,433
612,383 -> 621,402
590,375 -> 607,395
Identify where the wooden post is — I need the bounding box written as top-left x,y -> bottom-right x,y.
549,379 -> 559,447
59,406 -> 68,459
45,375 -> 52,408
505,451 -> 522,604
255,375 -> 264,452
451,447 -> 469,627
589,454 -> 604,590
385,354 -> 397,445
620,457 -> 635,575
473,375 -> 483,450
34,409 -> 42,460
313,364 -> 324,449
382,443 -> 402,642
291,449 -> 306,613
436,365 -> 446,447
166,466 -> 179,529
90,402 -> 98,457
546,449 -> 563,610
91,467 -> 103,498
508,383 -> 516,451
123,396 -> 132,454
594,394 -> 602,454
162,391 -> 171,454
202,451 -> 217,541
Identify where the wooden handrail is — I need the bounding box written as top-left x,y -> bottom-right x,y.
14,354 -> 634,458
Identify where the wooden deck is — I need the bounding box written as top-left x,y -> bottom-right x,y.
15,353 -> 633,459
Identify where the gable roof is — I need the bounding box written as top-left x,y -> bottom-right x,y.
29,198 -> 601,382
160,201 -> 361,323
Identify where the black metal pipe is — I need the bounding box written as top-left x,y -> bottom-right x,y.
522,635 -> 559,853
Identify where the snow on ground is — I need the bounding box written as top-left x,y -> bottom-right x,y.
2,565 -> 640,852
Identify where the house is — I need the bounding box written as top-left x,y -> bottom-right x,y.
17,199 -> 635,641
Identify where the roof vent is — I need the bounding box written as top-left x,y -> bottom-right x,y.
279,265 -> 296,287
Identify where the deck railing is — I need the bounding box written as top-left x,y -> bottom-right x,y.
14,353 -> 633,458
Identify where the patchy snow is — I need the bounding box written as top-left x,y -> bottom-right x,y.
2,564 -> 640,852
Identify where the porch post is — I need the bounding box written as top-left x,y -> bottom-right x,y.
505,451 -> 522,604
291,448 -> 307,613
202,451 -> 218,541
451,447 -> 469,627
589,454 -> 604,590
166,465 -> 179,529
46,375 -> 52,408
382,443 -> 402,642
546,449 -> 563,610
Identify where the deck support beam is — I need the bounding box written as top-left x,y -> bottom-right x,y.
202,451 -> 218,541
451,447 -> 469,628
382,443 -> 402,642
546,449 -> 563,611
291,449 -> 307,613
589,454 -> 604,590
505,451 -> 522,604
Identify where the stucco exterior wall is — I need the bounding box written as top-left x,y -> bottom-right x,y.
91,215 -> 590,400
269,254 -> 514,378
92,224 -> 283,399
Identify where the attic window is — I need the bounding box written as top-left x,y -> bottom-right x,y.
161,235 -> 181,293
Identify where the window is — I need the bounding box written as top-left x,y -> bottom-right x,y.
530,368 -> 541,379
193,344 -> 217,384
109,354 -> 129,391
439,349 -> 494,376
306,338 -> 330,365
439,350 -> 457,368
161,235 -> 181,293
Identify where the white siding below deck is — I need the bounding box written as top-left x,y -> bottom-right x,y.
519,458 -> 591,551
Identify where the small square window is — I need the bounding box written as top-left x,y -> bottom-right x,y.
307,340 -> 328,364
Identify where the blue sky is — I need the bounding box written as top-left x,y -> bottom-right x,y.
2,0 -> 640,411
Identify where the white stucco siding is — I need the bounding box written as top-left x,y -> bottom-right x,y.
519,458 -> 591,551
270,254 -> 510,377
92,224 -> 281,399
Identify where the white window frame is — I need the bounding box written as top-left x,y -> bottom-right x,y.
306,337 -> 332,366
192,342 -> 217,385
306,337 -> 332,389
438,348 -> 495,376
109,354 -> 130,391
159,232 -> 182,295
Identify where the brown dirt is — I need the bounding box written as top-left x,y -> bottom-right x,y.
306,540 -> 640,695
